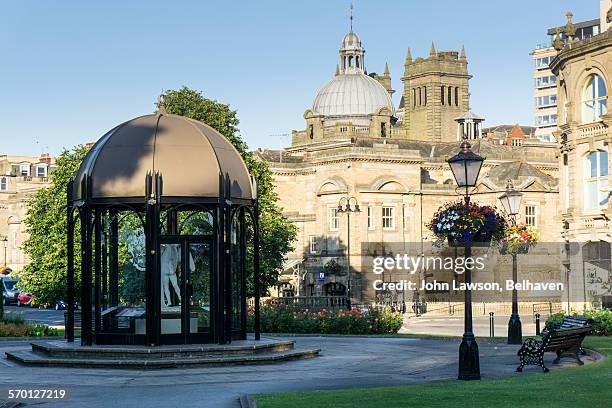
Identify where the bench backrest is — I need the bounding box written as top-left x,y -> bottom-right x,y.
559,316 -> 593,329
543,325 -> 592,351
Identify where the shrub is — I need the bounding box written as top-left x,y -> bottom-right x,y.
545,309 -> 612,336
247,303 -> 403,335
0,318 -> 59,337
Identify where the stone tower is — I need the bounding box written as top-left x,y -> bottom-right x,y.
401,43 -> 472,142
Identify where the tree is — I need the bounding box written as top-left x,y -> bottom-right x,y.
20,146 -> 88,305
159,87 -> 296,295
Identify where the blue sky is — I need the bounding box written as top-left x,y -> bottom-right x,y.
0,0 -> 596,155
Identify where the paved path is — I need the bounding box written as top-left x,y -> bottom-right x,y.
3,306 -> 64,326
0,336 -> 596,408
401,315 -> 540,337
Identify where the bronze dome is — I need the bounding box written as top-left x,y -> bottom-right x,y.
73,113 -> 253,201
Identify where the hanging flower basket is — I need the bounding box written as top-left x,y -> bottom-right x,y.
497,224 -> 539,255
428,200 -> 508,247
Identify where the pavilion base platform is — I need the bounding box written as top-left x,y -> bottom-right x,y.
6,337 -> 320,369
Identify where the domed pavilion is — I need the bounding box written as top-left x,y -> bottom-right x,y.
65,111 -> 262,346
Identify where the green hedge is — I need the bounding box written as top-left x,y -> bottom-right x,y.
545,309 -> 612,336
0,316 -> 60,337
247,303 -> 403,335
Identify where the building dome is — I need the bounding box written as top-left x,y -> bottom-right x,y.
73,113 -> 253,201
312,73 -> 394,117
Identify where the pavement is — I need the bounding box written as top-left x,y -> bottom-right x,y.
401,314 -> 542,337
0,335 -> 599,408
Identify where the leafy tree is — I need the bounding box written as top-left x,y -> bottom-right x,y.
159,87 -> 296,295
20,146 -> 88,305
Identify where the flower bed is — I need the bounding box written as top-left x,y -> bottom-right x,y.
247,303 -> 403,335
0,316 -> 60,337
428,201 -> 507,246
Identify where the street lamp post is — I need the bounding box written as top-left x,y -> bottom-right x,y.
337,196 -> 360,310
498,179 -> 524,344
448,135 -> 484,381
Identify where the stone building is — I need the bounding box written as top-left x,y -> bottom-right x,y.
260,28 -> 562,307
0,153 -> 55,273
550,1 -> 612,309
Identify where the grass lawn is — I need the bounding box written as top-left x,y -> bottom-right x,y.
256,336 -> 611,408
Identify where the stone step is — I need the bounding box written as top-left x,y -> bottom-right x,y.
29,339 -> 295,360
6,348 -> 321,369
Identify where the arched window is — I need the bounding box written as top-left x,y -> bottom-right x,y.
348,56 -> 353,67
356,55 -> 360,68
0,177 -> 7,191
455,87 -> 459,106
417,87 -> 422,106
584,150 -> 609,209
412,88 -> 416,107
583,74 -> 607,123
423,86 -> 427,106
448,86 -> 452,106
441,86 -> 445,105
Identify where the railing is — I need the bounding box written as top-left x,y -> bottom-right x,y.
578,123 -> 607,139
532,302 -> 563,321
268,296 -> 349,310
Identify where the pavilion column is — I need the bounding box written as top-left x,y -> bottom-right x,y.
239,207 -> 247,339
109,209 -> 119,308
79,177 -> 92,346
66,180 -> 75,343
217,172 -> 226,344
94,209 -> 102,338
224,174 -> 233,343
145,172 -> 161,346
253,180 -> 261,341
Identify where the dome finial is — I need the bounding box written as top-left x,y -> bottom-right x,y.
157,92 -> 168,115
349,2 -> 354,32
430,41 -> 436,57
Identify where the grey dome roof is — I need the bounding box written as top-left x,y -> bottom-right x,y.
73,114 -> 253,201
312,73 -> 394,117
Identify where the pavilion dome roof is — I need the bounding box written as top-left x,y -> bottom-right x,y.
72,113 -> 253,201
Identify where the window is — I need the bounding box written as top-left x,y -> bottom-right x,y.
412,88 -> 416,107
534,75 -> 557,88
441,86 -> 445,105
447,86 -> 452,106
12,231 -> 17,249
329,208 -> 339,231
455,87 -> 459,106
309,124 -> 314,139
525,205 -> 537,227
535,95 -> 557,107
309,235 -> 318,254
535,114 -> 557,126
20,164 -> 30,177
512,139 -> 523,146
381,122 -> 387,137
382,206 -> 395,230
417,87 -> 422,106
0,177 -> 6,191
36,166 -> 47,177
423,86 -> 427,106
583,74 -> 607,123
585,151 -> 609,209
367,206 -> 374,230
535,56 -> 552,68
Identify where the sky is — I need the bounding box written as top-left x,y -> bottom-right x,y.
0,0 -> 598,156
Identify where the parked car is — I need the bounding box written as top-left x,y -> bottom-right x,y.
17,292 -> 33,307
1,276 -> 20,306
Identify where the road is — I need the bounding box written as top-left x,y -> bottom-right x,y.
3,306 -> 65,326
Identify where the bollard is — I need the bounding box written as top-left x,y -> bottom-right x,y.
489,312 -> 495,337
535,313 -> 541,336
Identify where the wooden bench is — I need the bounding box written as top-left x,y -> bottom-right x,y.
517,317 -> 593,373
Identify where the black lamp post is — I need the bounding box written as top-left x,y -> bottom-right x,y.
448,136 -> 484,381
337,196 -> 360,310
498,179 -> 523,345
